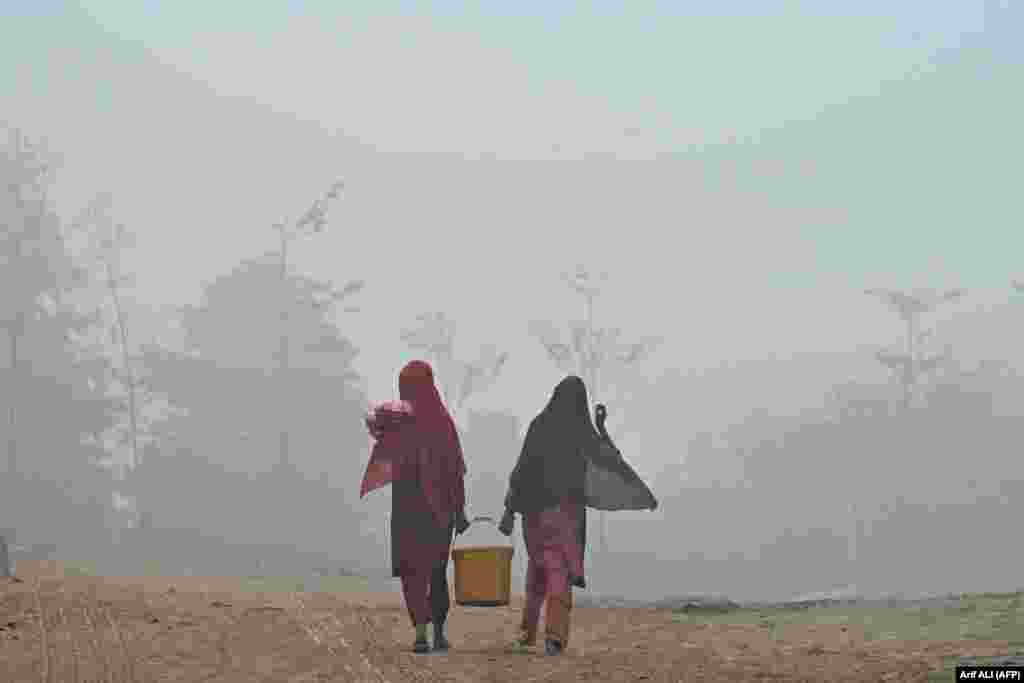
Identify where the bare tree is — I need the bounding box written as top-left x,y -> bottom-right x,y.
839,287 -> 965,588
865,287 -> 965,408
272,180 -> 362,468
70,193 -> 148,471
399,311 -> 509,425
530,266 -> 661,434
1,126 -> 65,475
529,264 -> 662,554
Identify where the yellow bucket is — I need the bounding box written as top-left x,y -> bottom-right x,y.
451,544 -> 514,607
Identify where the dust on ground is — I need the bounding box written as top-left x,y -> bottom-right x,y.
0,561 -> 1014,682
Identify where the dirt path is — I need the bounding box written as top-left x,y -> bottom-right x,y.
0,562 -> 1011,682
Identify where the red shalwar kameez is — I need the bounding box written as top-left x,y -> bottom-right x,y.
361,361 -> 466,632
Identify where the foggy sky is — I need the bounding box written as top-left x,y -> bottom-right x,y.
2,1 -> 1021,468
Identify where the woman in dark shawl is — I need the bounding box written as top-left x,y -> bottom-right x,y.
361,360 -> 470,653
498,375 -> 657,655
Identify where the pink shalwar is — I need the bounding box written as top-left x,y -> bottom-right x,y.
520,497 -> 584,644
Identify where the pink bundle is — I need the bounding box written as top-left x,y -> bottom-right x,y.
360,400 -> 414,498
365,400 -> 415,439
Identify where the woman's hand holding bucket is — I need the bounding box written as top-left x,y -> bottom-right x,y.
455,509 -> 471,536
498,509 -> 515,536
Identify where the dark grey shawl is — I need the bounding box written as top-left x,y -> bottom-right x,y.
505,376 -> 657,514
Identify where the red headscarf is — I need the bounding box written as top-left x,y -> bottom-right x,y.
360,360 -> 466,525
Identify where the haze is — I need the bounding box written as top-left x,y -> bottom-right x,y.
2,1 -> 1022,603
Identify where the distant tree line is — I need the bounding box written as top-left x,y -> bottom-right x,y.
4,123 -> 1023,600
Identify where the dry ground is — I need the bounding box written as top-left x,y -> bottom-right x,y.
0,561 -> 1016,682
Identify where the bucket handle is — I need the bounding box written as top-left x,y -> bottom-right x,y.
470,515 -> 497,525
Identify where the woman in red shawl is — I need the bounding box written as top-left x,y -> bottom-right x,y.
361,360 -> 470,653
499,376 -> 657,655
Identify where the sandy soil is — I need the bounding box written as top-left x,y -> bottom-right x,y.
0,562 -> 1011,682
